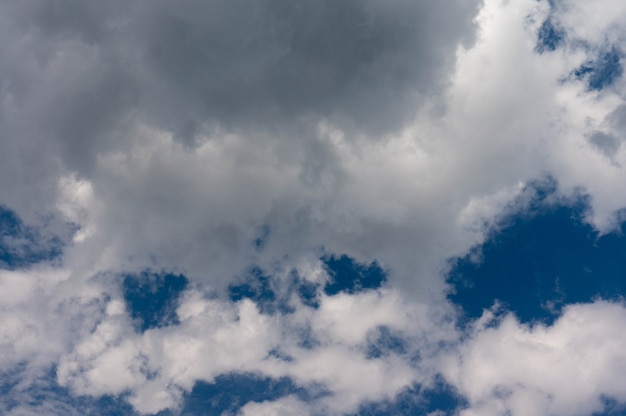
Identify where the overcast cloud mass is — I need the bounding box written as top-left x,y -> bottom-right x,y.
2,0 -> 626,414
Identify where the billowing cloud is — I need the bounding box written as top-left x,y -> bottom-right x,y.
2,0 -> 626,414
443,301 -> 626,416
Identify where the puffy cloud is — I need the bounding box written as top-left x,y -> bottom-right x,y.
238,395 -> 311,416
2,0 -> 626,414
0,266 -> 107,375
443,301 -> 626,416
554,0 -> 626,45
52,279 -> 456,414
0,0 -> 484,296
1,0 -> 624,294
0,0 -> 480,195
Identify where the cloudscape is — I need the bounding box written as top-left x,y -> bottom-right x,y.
2,0 -> 626,415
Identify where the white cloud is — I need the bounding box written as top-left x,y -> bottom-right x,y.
238,395 -> 311,416
556,0 -> 626,45
0,266 -> 106,374
1,0 -> 624,296
2,0 -> 626,414
443,301 -> 626,416
53,281 -> 456,414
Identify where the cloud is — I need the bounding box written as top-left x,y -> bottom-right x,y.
0,0 -> 483,295
2,0 -> 626,414
238,395 -> 311,416
443,301 -> 626,416
0,266 -> 106,374
0,0 -> 481,183
52,279 -> 457,415
1,0 -> 624,293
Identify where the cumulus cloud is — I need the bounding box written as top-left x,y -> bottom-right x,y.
0,0 -> 485,294
2,0 -> 625,292
2,0 -> 626,414
238,395 -> 311,416
0,266 -> 106,374
52,281 -> 456,415
443,301 -> 626,416
0,0 -> 479,187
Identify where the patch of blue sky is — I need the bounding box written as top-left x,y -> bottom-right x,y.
355,376 -> 467,416
0,367 -> 138,416
322,254 -> 386,296
229,255 -> 387,314
296,276 -> 321,309
228,267 -> 315,315
536,18 -> 565,53
448,179 -> 626,326
2,367 -> 322,416
180,373 -> 312,415
595,397 -> 626,416
253,224 -> 271,251
0,364 -> 28,412
0,205 -> 64,269
228,266 -> 287,314
122,272 -> 189,333
575,46 -> 623,91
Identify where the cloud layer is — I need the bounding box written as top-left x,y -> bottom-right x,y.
2,0 -> 626,414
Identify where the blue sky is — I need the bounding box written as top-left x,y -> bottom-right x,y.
1,0 -> 626,415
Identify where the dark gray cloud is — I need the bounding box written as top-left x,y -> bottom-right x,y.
607,103 -> 626,132
589,130 -> 621,157
588,104 -> 626,159
2,0 -> 480,159
131,0 -> 480,139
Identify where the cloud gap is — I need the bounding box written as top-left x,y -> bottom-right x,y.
122,272 -> 189,333
448,179 -> 626,326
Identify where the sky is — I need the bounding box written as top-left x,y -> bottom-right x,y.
1,0 -> 626,415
